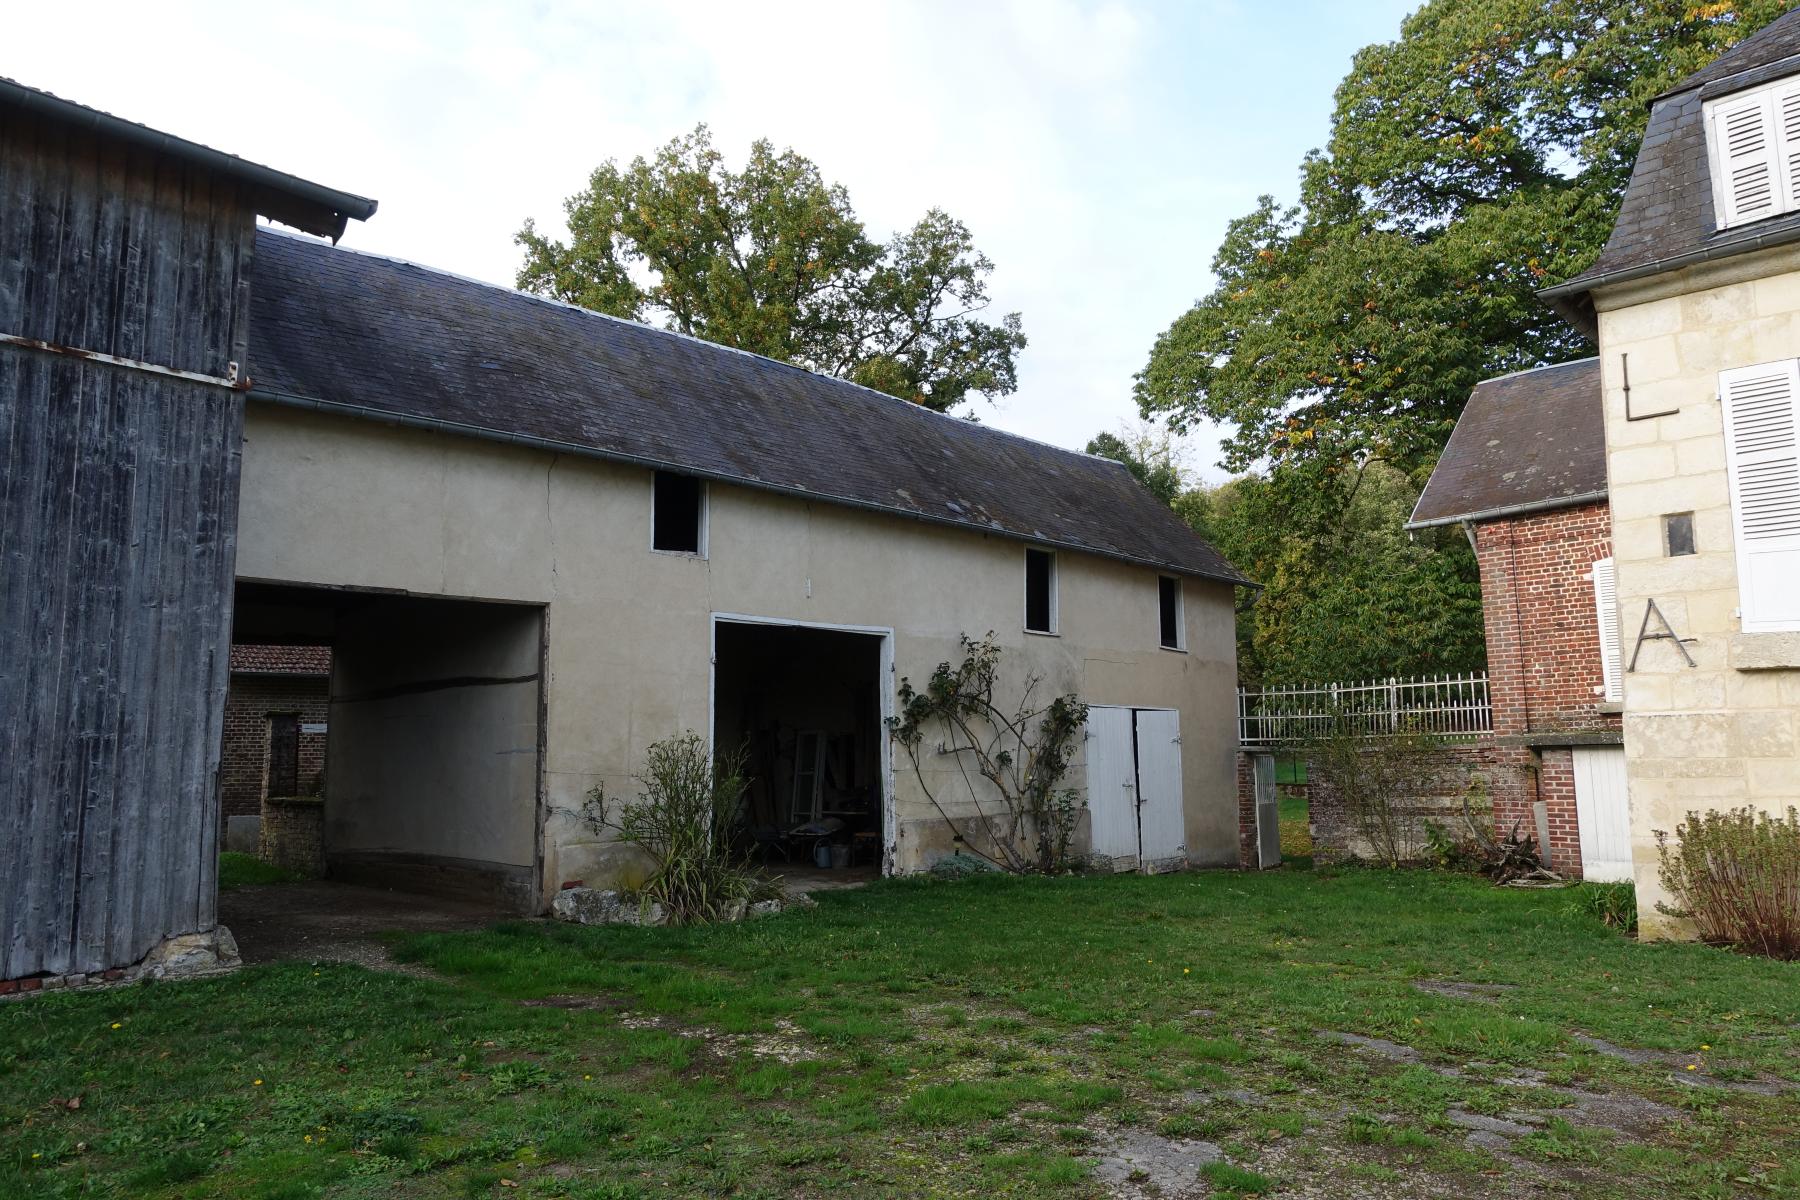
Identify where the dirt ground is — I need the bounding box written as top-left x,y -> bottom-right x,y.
218,881 -> 518,971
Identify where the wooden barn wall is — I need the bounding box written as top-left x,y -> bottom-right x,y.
0,110 -> 254,978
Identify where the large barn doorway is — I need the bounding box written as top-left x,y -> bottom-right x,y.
711,617 -> 892,882
226,581 -> 546,925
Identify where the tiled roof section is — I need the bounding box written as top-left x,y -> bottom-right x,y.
230,644 -> 331,675
245,231 -> 1249,585
1553,11 -> 1800,295
1408,358 -> 1605,528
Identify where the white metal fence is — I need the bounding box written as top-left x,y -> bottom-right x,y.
1237,672 -> 1491,747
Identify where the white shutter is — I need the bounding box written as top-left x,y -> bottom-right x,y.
1591,557 -> 1623,703
1780,81 -> 1800,211
1708,90 -> 1781,228
1721,360 -> 1800,633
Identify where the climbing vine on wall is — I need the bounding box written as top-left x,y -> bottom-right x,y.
888,633 -> 1088,873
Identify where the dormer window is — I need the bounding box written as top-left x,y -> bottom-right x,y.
1704,76 -> 1800,229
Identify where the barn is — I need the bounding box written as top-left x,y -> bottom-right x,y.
0,80 -> 373,983
4,82 -> 1247,985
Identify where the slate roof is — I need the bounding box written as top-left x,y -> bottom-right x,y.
245,231 -> 1247,585
1544,11 -> 1800,325
1407,358 -> 1605,529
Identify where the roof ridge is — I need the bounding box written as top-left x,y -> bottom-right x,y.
1651,47 -> 1800,104
256,227 -> 1137,474
1474,356 -> 1600,387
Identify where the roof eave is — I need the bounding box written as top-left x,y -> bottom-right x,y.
1404,489 -> 1610,531
247,386 -> 1256,589
1542,220 -> 1800,325
0,79 -> 376,240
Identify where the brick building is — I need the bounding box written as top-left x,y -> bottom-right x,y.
1408,358 -> 1630,881
220,645 -> 331,849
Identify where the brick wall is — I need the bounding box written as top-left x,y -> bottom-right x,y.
260,796 -> 324,876
1535,747 -> 1582,880
1473,502 -> 1622,738
1236,753 -> 1258,868
220,653 -> 330,823
1305,741 -> 1533,864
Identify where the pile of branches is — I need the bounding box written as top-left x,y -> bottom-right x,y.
1430,792 -> 1563,887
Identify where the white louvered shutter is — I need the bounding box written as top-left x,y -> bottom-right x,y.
1721,360 -> 1800,633
1779,80 -> 1800,211
1709,90 -> 1781,228
1591,558 -> 1623,703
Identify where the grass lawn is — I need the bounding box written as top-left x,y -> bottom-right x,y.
1277,794 -> 1312,860
217,853 -> 306,891
4,867 -> 1798,1198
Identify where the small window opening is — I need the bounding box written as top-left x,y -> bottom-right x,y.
1024,549 -> 1056,634
1159,576 -> 1182,649
1664,512 -> 1695,558
652,471 -> 704,554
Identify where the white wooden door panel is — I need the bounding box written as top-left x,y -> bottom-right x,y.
1085,706 -> 1139,871
1134,709 -> 1187,871
1573,746 -> 1633,883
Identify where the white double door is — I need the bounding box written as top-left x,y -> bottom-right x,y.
1086,706 -> 1186,872
1572,746 -> 1633,883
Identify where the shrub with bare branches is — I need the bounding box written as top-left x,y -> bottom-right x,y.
1657,807 -> 1800,959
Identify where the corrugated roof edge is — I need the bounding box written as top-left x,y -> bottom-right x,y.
0,78 -> 376,241
254,230 -> 1160,478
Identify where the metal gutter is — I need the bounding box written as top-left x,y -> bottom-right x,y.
1404,489 -> 1609,532
247,386 -> 1257,589
1541,221 -> 1800,303
0,78 -> 376,240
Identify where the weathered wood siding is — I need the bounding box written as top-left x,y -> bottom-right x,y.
0,109 -> 254,978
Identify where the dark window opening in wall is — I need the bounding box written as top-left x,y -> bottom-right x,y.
1159,576 -> 1182,649
652,471 -> 704,554
1664,511 -> 1695,557
268,713 -> 300,797
1025,548 -> 1056,633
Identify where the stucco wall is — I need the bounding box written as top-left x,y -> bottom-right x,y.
1593,242 -> 1800,937
235,405 -> 1241,903
324,596 -> 542,876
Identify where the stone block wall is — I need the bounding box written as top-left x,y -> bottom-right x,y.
1302,741 -> 1535,865
1594,245 -> 1800,934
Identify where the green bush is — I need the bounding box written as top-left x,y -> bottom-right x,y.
1656,807 -> 1800,959
576,733 -> 780,923
1568,881 -> 1637,934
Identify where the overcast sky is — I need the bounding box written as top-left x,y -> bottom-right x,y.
13,1 -> 1418,483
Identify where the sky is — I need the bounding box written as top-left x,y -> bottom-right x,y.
11,0 -> 1419,484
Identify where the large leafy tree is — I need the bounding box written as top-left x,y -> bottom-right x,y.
1178,464 -> 1485,685
517,126 -> 1025,413
1084,426 -> 1187,505
1138,0 -> 1791,475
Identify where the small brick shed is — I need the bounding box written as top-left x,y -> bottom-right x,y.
1405,358 -> 1628,881
220,645 -> 331,846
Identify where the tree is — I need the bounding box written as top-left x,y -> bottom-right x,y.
1177,461 -> 1485,684
1084,424 -> 1187,505
1137,0 -> 1791,477
517,126 -> 1026,413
